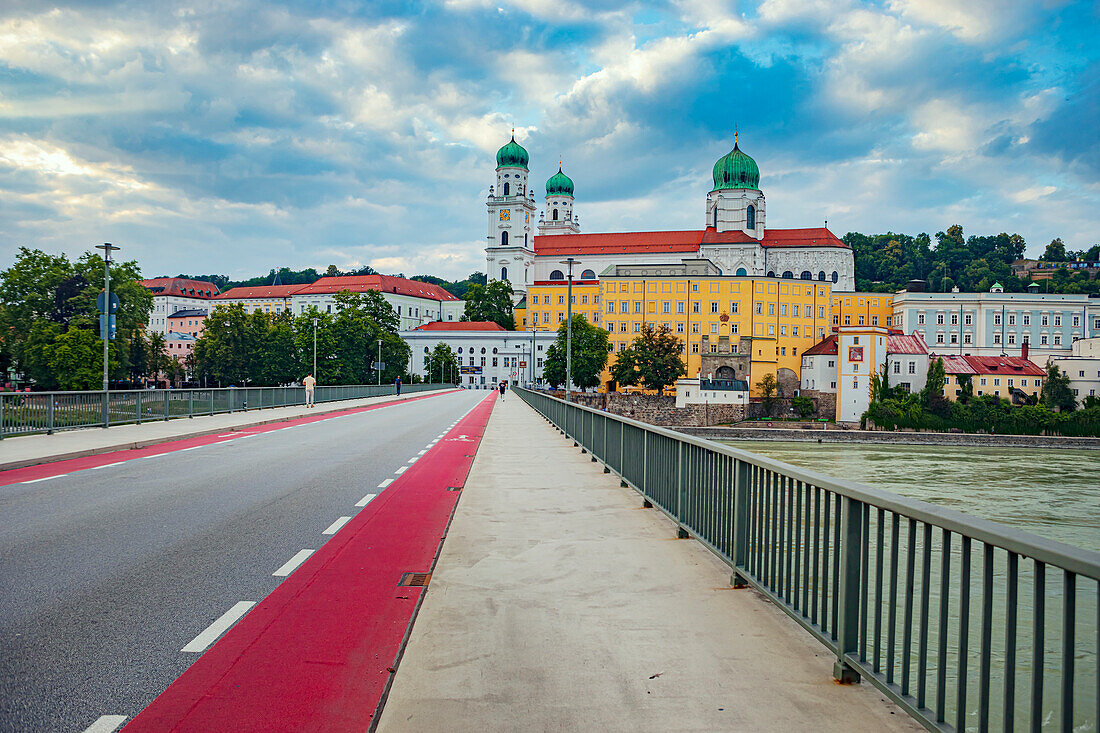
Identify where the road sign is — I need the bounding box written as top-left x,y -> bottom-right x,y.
373,362 -> 386,371
459,365 -> 482,375
99,313 -> 116,340
519,361 -> 526,368
510,371 -> 517,378
96,291 -> 120,314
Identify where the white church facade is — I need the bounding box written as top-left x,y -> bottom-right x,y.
485,134 -> 856,299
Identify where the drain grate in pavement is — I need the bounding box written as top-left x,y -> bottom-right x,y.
398,572 -> 431,587
446,486 -> 462,491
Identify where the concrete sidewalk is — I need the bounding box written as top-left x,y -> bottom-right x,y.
0,388 -> 453,471
378,395 -> 920,732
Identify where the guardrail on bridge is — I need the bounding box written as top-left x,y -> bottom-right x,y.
0,383 -> 454,438
514,386 -> 1098,733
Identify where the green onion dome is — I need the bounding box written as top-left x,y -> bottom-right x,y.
545,166 -> 574,196
496,134 -> 529,170
711,140 -> 760,191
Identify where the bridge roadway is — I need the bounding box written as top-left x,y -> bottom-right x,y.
0,387 -> 918,732
0,388 -> 485,732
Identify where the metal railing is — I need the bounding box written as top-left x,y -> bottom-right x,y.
0,383 -> 454,438
514,387 -> 1099,733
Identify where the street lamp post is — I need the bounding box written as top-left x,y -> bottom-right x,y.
559,257 -> 578,401
377,339 -> 382,386
530,315 -> 537,387
95,243 -> 120,392
312,317 -> 318,378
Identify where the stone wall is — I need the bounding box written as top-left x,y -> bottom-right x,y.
545,391 -> 745,426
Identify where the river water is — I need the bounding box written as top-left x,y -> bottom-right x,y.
727,441 -> 1100,553
723,440 -> 1098,730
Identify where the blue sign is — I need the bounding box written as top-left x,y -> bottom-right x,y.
99,313 -> 116,340
96,291 -> 120,314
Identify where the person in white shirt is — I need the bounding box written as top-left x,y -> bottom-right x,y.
303,374 -> 316,407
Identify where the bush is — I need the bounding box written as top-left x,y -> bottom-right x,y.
864,397 -> 1100,437
791,395 -> 814,418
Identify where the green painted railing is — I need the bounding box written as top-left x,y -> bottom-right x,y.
514,387 -> 1099,733
0,383 -> 454,438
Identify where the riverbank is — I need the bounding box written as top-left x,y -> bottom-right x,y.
675,425 -> 1100,449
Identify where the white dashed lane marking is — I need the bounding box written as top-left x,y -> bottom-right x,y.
378,479 -> 393,488
394,466 -> 408,475
181,601 -> 255,653
355,493 -> 377,507
273,550 -> 314,577
322,516 -> 352,535
82,715 -> 127,733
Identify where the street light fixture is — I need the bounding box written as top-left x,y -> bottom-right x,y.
558,257 -> 578,401
95,243 -> 120,393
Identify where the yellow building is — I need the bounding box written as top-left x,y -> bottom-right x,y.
523,279 -> 602,331
831,292 -> 894,331
597,261 -> 832,394
939,355 -> 1045,402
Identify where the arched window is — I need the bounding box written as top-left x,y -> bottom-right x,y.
767,270 -> 776,278
746,205 -> 756,230
458,347 -> 463,354
492,348 -> 498,354
782,271 -> 793,279
735,267 -> 747,276
831,271 -> 839,283
549,269 -> 564,280
552,209 -> 559,221
713,207 -> 718,228
800,271 -> 812,280
503,182 -> 510,196
500,231 -> 508,246
581,269 -> 596,280
818,271 -> 826,281
501,266 -> 508,281
481,347 -> 486,354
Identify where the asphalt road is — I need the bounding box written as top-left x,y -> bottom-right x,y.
0,389 -> 485,733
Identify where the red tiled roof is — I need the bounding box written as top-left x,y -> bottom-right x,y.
215,285 -> 304,299
292,275 -> 460,301
887,333 -> 928,355
936,355 -> 1044,376
802,334 -> 838,356
532,227 -> 847,257
140,278 -> 220,298
414,321 -> 505,331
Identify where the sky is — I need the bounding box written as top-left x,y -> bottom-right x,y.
0,0 -> 1097,282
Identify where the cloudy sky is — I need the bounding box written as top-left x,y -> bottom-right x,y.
0,0 -> 1096,281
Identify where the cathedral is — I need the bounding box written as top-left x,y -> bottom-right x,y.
484,133 -> 856,299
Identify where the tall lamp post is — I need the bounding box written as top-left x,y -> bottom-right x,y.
377,339 -> 382,386
95,242 -> 120,392
530,313 -> 537,387
558,257 -> 578,401
311,317 -> 318,378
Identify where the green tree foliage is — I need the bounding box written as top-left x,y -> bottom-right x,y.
756,373 -> 778,415
1043,238 -> 1067,262
462,280 -> 515,330
412,272 -> 486,299
423,342 -> 459,383
0,247 -> 153,389
192,291 -> 410,387
1041,362 -> 1076,411
542,315 -> 609,390
791,395 -> 814,418
865,395 -> 1100,437
610,324 -> 685,394
922,357 -> 946,406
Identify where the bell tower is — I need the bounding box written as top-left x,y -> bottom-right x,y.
538,162 -> 580,236
486,131 -> 537,301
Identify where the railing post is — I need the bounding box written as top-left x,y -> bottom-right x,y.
102,391 -> 109,428
731,459 -> 750,588
1,395 -> 5,439
188,389 -> 194,419
228,387 -> 234,414
47,395 -> 55,435
164,389 -> 170,421
136,391 -> 142,424
834,494 -> 865,684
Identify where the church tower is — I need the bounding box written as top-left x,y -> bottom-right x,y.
537,164 -> 580,236
706,134 -> 765,239
486,132 -> 537,300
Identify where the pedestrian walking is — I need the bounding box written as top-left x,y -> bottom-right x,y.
395,376 -> 402,396
498,380 -> 507,400
303,373 -> 316,408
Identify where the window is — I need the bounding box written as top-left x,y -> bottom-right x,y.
608,302 -> 615,313
781,304 -> 788,316
678,302 -> 685,314
994,378 -> 1000,387
736,267 -> 748,276
852,377 -> 859,389
634,323 -> 642,333
844,315 -> 851,326
950,333 -> 958,344
663,302 -> 670,314
994,333 -> 1002,344
1009,314 -> 1016,325
792,305 -> 799,317
1054,334 -> 1062,346
710,323 -> 717,334
676,323 -> 684,333
831,271 -> 839,284
502,182 -> 510,196
937,333 -> 945,344
994,313 -> 1001,326
635,301 -> 643,314
782,271 -> 793,279
918,313 -> 926,325
1054,315 -> 1061,327
549,270 -> 564,280
1007,333 -> 1015,345
691,323 -> 700,333
937,313 -> 945,325
801,271 -> 812,280
951,313 -> 958,326
711,302 -> 719,314
501,267 -> 508,281
492,358 -> 498,367
908,362 -> 916,375
894,362 -> 901,374
1023,314 -> 1030,326
1073,315 -> 1080,327
1041,334 -> 1048,345
755,302 -> 763,315
828,360 -> 835,368
819,307 -> 825,318
581,269 -> 595,280
692,302 -> 700,314
500,231 -> 508,246
558,295 -> 565,304
692,343 -> 699,354
818,271 -> 826,281
857,315 -> 865,325
746,205 -> 756,229
552,209 -> 558,220
1042,315 -> 1049,327
768,303 -> 775,315
581,295 -> 587,304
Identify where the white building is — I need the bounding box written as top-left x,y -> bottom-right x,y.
1048,336 -> 1100,405
485,133 -> 857,301
401,321 -> 558,389
885,333 -> 930,395
800,334 -> 838,394
291,275 -> 464,331
213,284 -> 301,315
890,285 -> 1100,364
836,327 -> 889,423
141,278 -> 220,335
674,378 -> 749,407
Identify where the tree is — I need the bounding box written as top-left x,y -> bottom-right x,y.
462,280 -> 515,330
1043,238 -> 1067,262
958,374 -> 974,404
146,332 -> 170,384
610,324 -> 685,393
1042,362 -> 1076,411
424,342 -> 458,383
325,264 -> 341,277
922,357 -> 946,406
757,373 -> 778,415
542,315 -> 609,390
791,395 -> 814,418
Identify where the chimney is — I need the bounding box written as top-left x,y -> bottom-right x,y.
1021,340 -> 1029,361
